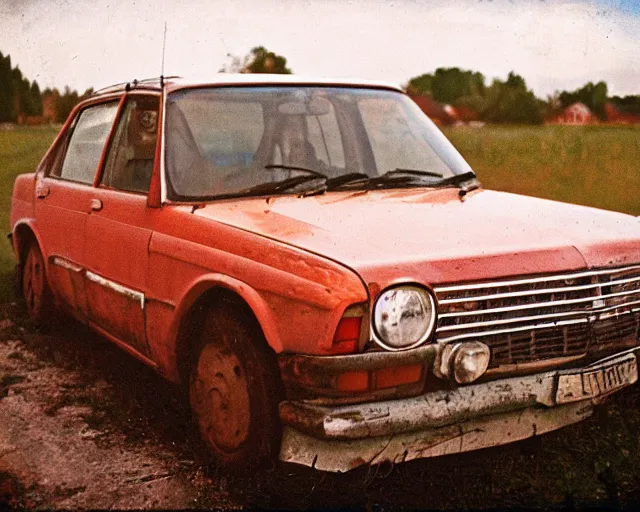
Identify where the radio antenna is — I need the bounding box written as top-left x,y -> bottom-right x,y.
160,22 -> 167,86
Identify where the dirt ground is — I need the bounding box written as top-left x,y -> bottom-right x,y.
2,301 -> 640,510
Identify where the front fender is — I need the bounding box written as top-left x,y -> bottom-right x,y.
169,272 -> 283,352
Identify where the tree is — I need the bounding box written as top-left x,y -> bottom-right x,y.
406,73 -> 434,96
407,68 -> 485,105
609,95 -> 640,116
28,81 -> 42,116
245,46 -> 292,74
0,49 -> 94,123
0,52 -> 14,122
482,72 -> 543,124
55,86 -> 79,123
220,46 -> 293,74
11,66 -> 25,121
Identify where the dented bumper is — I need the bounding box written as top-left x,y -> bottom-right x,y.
279,348 -> 639,472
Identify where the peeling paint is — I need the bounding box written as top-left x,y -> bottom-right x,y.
280,348 -> 640,472
279,401 -> 593,472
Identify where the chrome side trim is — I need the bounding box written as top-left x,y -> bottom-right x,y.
437,318 -> 588,343
51,256 -> 83,273
437,275 -> 640,305
85,270 -> 145,309
434,265 -> 640,293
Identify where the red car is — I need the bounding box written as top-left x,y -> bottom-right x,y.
9,75 -> 640,472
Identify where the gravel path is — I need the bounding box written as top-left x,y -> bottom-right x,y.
2,302 -> 640,510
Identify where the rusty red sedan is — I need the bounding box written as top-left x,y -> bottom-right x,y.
9,75 -> 640,472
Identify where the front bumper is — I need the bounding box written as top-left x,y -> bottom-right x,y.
278,348 -> 639,472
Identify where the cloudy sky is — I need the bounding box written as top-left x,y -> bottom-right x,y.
1,0 -> 639,97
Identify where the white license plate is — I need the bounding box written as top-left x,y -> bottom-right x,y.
556,353 -> 638,405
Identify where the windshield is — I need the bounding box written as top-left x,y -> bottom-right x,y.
165,86 -> 474,200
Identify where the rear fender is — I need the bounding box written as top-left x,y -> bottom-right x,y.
11,219 -> 46,263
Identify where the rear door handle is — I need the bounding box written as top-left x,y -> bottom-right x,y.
90,199 -> 103,211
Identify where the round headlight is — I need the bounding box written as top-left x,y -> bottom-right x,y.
372,286 -> 436,351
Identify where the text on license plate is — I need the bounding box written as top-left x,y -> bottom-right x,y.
556,354 -> 638,405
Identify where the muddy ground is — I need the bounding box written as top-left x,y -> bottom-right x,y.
1,302 -> 640,510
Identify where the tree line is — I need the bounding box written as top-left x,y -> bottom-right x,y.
0,51 -> 92,124
407,67 -> 640,125
2,46 -> 639,125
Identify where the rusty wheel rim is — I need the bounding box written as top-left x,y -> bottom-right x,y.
190,341 -> 251,453
23,248 -> 44,319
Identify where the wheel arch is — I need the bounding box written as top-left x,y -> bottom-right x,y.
11,220 -> 47,293
170,274 -> 282,386
12,220 -> 45,264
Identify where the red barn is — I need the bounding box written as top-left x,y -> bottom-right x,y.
553,102 -> 595,125
605,102 -> 640,124
409,94 -> 454,126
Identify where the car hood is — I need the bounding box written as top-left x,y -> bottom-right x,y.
192,188 -> 640,287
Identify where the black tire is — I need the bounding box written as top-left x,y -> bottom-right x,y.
189,302 -> 282,471
21,242 -> 54,326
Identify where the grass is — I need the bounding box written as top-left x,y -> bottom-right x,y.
0,125 -> 639,508
0,127 -> 59,301
444,124 -> 640,216
0,124 -> 638,303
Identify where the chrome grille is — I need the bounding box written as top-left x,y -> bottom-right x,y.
434,265 -> 640,368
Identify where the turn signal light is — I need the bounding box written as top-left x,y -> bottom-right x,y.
330,316 -> 362,354
336,371 -> 369,392
373,364 -> 423,389
335,364 -> 424,393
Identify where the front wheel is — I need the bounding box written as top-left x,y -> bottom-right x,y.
22,243 -> 54,325
189,304 -> 282,471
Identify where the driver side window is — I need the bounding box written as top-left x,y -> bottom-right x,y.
101,96 -> 160,193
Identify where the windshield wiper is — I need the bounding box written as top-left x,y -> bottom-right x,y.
433,171 -> 480,195
434,171 -> 476,186
385,168 -> 444,179
327,168 -> 480,196
324,172 -> 370,190
330,169 -> 444,191
236,175 -> 327,198
264,164 -> 327,178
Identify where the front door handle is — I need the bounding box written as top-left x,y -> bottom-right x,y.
36,184 -> 50,198
90,199 -> 103,212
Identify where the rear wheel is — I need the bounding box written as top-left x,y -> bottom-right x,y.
189,304 -> 282,470
22,243 -> 54,325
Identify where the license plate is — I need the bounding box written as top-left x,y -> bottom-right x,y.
556,353 -> 638,405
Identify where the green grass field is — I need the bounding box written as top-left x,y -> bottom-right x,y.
444,125 -> 640,217
0,127 -> 59,300
0,125 -> 638,302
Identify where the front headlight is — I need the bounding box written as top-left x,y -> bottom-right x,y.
372,285 -> 436,351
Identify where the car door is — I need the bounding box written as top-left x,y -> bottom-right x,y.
84,93 -> 160,356
35,101 -> 120,318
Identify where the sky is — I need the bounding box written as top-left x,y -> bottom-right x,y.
1,0 -> 639,98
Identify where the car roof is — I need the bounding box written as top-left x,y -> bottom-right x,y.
91,74 -> 404,97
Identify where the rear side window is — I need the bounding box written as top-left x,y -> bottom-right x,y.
54,102 -> 119,184
102,96 -> 160,193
